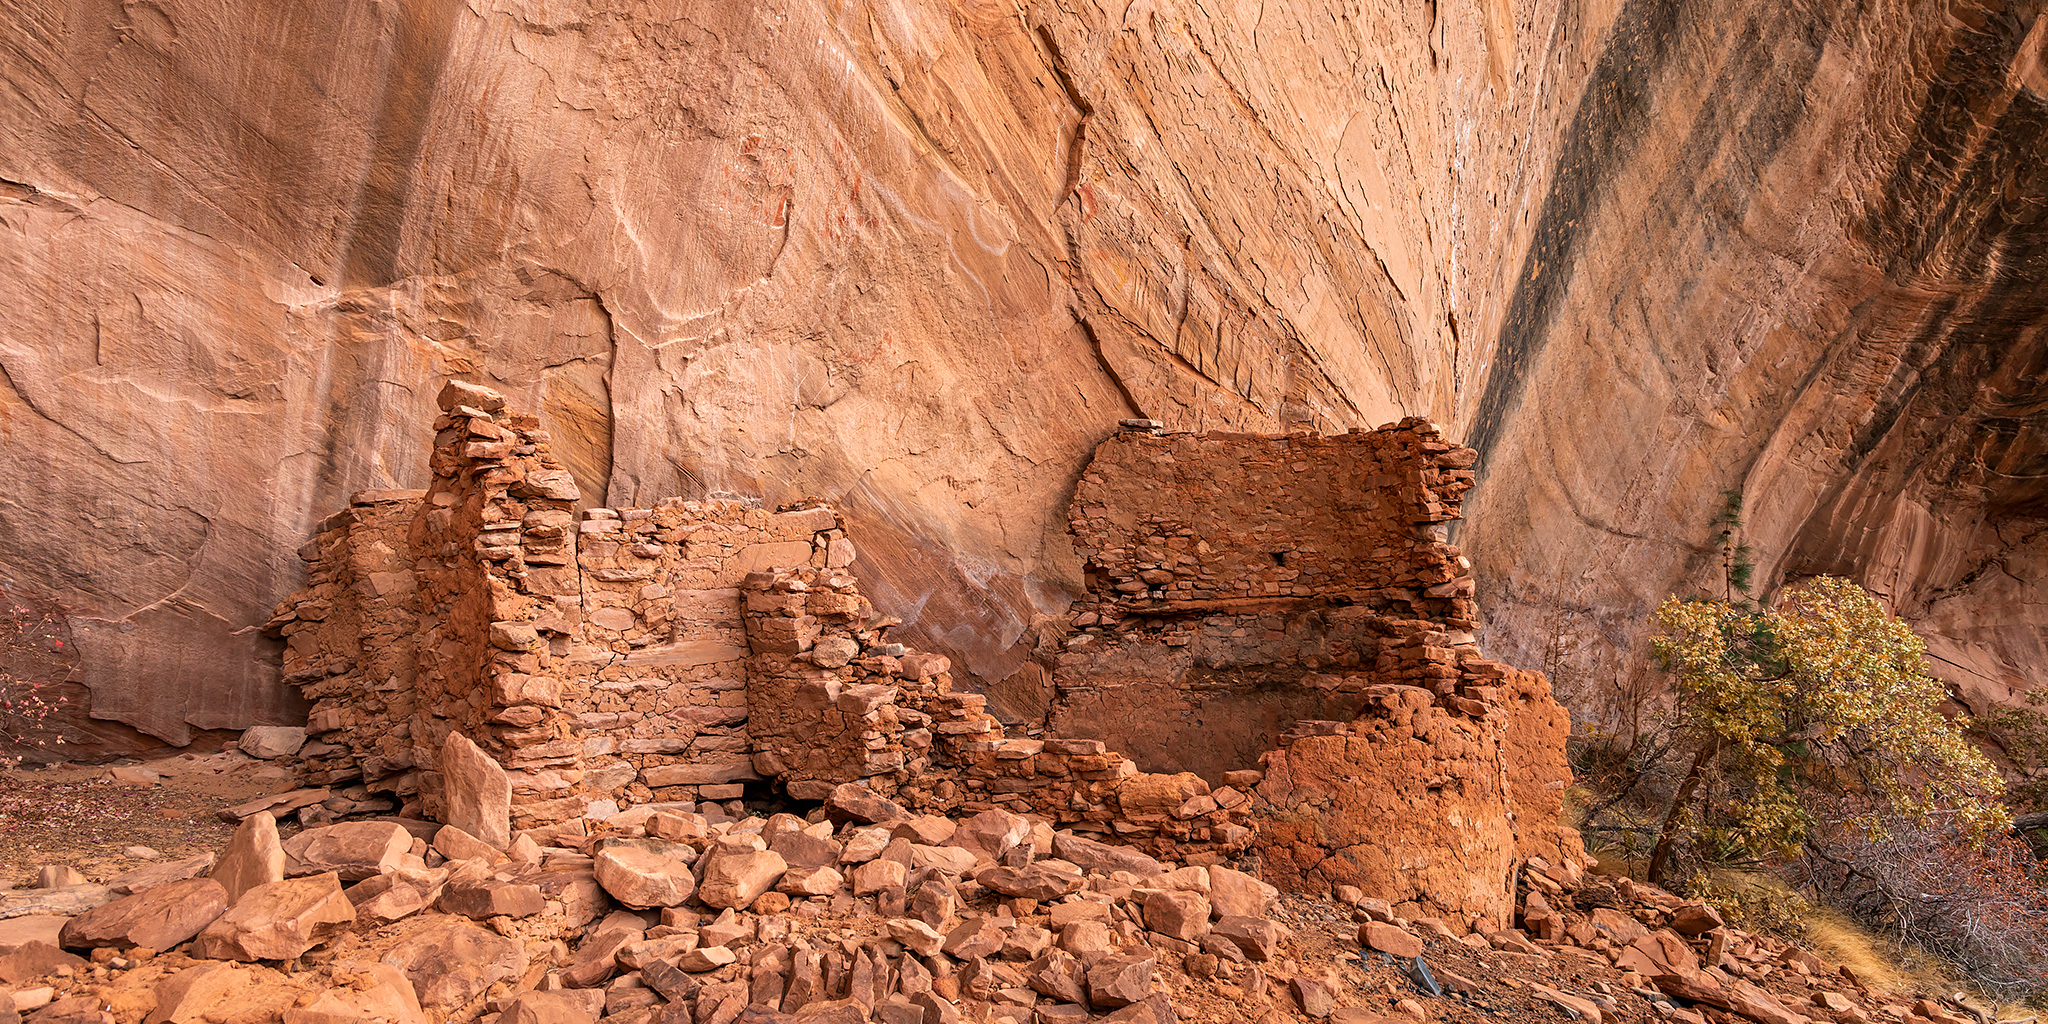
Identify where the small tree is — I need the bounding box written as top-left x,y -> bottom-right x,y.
1645,575 -> 2009,885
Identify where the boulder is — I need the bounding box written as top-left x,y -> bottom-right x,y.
107,854 -> 215,896
440,732 -> 513,850
697,849 -> 788,909
1589,907 -> 1650,944
824,783 -> 908,824
1058,921 -> 1113,960
1024,950 -> 1089,1006
279,965 -> 426,1024
58,877 -> 229,950
851,859 -> 906,895
1360,921 -> 1422,959
1212,917 -> 1284,961
500,990 -> 604,1024
438,878 -> 545,919
1205,866 -> 1273,919
211,812 -> 285,901
376,916 -> 528,1012
678,945 -> 738,972
976,865 -> 1085,900
191,872 -> 355,961
281,821 -> 412,880
777,865 -> 845,896
1292,975 -> 1337,1018
238,726 -> 307,760
345,866 -> 448,925
1053,834 -> 1164,877
1141,890 -> 1210,942
1100,994 -> 1181,1024
887,919 -> 946,957
0,886 -> 113,919
1087,955 -> 1156,1008
592,845 -> 696,909
769,831 -> 842,870
942,916 -> 1007,960
36,867 -> 85,888
0,917 -> 67,955
431,826 -> 504,864
947,809 -> 1031,861
0,942 -> 85,985
1671,902 -> 1727,936
1115,773 -> 1208,818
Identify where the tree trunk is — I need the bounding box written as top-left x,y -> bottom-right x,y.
1647,740 -> 1720,887
2015,811 -> 2048,832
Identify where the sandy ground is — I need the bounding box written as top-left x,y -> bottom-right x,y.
0,748 -> 297,887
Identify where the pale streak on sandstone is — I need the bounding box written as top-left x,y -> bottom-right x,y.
1,0 -> 2044,750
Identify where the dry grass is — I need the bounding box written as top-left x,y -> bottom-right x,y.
1713,869 -> 2042,1019
1795,901 -> 1949,1002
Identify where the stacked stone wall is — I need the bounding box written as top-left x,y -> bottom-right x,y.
1051,420 -> 1490,780
265,384 -> 1255,861
267,393 -> 1571,899
1054,419 -> 1584,929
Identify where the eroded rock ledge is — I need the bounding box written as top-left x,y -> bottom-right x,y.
267,385 -> 1580,932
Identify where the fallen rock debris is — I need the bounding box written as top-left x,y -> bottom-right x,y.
0,793 -> 2002,1024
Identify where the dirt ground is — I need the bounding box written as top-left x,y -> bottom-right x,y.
0,748 -> 298,887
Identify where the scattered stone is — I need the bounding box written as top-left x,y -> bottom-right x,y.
191,872 -> 355,961
281,821 -> 412,880
1087,955 -> 1157,1009
211,812 -> 285,902
1671,902 -> 1727,936
440,732 -> 513,850
976,865 -> 1084,900
1360,921 -> 1422,959
696,849 -> 787,909
0,941 -> 85,985
107,854 -> 213,896
378,915 -> 528,1011
1212,917 -> 1284,961
592,845 -> 696,909
58,878 -> 229,951
239,726 -> 308,760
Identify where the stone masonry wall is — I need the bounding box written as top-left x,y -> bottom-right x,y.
1052,420 -> 1484,780
267,384 -> 1257,861
1054,419 -> 1583,929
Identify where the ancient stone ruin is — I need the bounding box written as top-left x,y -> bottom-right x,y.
266,383 -> 1580,932
1055,425 -> 1582,927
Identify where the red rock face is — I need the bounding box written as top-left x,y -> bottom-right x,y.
1457,4 -> 2048,718
1,0 -> 2043,751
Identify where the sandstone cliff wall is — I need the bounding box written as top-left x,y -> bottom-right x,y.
2,0 -> 2044,750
